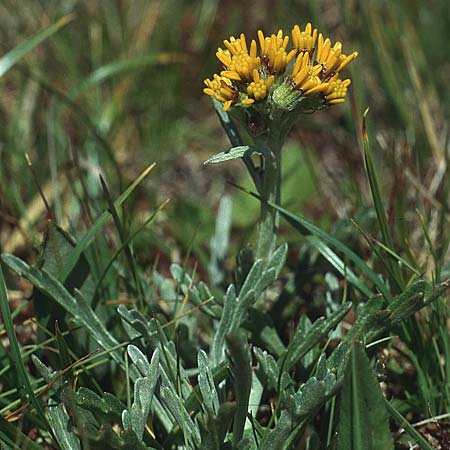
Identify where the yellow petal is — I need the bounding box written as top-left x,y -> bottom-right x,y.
306,83 -> 329,94
223,100 -> 232,111
257,30 -> 265,52
250,39 -> 257,57
240,33 -> 248,53
221,70 -> 241,81
329,98 -> 345,104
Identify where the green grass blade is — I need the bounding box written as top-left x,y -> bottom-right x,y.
280,205 -> 393,302
362,110 -> 404,290
1,256 -> 122,368
70,53 -> 183,98
231,182 -> 392,301
351,219 -> 421,278
0,268 -> 44,414
0,15 -> 74,77
19,67 -> 122,185
0,414 -> 45,450
0,265 -> 52,436
59,163 -> 155,282
231,183 -> 394,303
374,240 -> 421,277
307,235 -> 373,298
384,399 -> 435,450
99,175 -> 144,307
92,199 -> 170,307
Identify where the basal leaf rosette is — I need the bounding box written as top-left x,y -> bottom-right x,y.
203,24 -> 358,120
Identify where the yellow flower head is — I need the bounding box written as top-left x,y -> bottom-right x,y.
216,33 -> 260,82
335,51 -> 359,73
257,29 -> 297,75
288,27 -> 357,98
203,74 -> 238,111
291,23 -> 318,53
203,24 -> 357,112
315,33 -> 359,79
291,52 -> 328,95
247,69 -> 275,101
324,76 -> 352,105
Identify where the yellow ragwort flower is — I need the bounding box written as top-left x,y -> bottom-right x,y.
315,33 -> 358,78
335,51 -> 359,73
203,24 -> 357,112
291,52 -> 328,95
257,29 -> 297,75
324,75 -> 352,105
216,33 -> 260,82
203,74 -> 238,111
291,23 -> 318,53
247,69 -> 274,101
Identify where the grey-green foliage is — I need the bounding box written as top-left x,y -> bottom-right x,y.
209,195 -> 233,286
4,226 -> 448,450
210,283 -> 237,367
283,302 -> 352,373
112,243 -> 291,449
363,278 -> 449,345
326,279 -> 450,382
254,347 -> 279,389
74,384 -> 154,450
198,350 -> 220,417
168,243 -> 287,369
152,270 -> 177,309
160,381 -> 202,448
31,354 -> 60,386
258,356 -> 338,450
226,332 -> 252,447
122,346 -> 160,440
118,300 -> 203,430
75,388 -> 125,423
117,304 -> 160,346
47,403 -> 81,450
170,263 -> 218,318
253,275 -> 450,449
2,254 -> 122,366
30,356 -> 82,450
210,243 -> 287,367
204,145 -> 261,164
387,278 -> 449,324
31,355 -> 149,450
253,301 -> 351,395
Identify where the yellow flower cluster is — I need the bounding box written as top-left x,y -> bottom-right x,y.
203,24 -> 358,111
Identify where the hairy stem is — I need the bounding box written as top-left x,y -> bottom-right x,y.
255,129 -> 283,261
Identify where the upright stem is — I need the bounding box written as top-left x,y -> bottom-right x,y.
255,130 -> 283,261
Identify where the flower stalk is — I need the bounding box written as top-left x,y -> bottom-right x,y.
204,24 -> 358,261
255,137 -> 282,260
